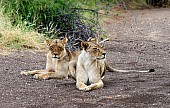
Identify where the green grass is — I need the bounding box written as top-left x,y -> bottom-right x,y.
0,8 -> 43,50
0,0 -> 115,38
0,0 -> 149,50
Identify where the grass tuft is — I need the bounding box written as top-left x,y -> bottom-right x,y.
0,8 -> 43,50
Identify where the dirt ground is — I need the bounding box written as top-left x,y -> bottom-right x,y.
0,8 -> 170,108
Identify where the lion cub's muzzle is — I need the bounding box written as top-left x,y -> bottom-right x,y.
52,53 -> 59,59
97,52 -> 106,60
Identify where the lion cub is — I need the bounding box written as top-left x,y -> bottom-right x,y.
69,38 -> 155,91
69,38 -> 107,91
20,37 -> 72,79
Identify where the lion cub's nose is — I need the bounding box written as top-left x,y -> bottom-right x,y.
102,53 -> 106,58
53,54 -> 58,58
102,53 -> 106,56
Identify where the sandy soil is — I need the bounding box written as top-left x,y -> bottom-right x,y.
0,8 -> 170,108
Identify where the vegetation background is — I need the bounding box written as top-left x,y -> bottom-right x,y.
0,0 -> 168,50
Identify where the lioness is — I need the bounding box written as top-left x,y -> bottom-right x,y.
20,37 -> 72,79
69,38 -> 154,91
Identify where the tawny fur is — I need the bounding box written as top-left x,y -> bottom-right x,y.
21,37 -> 154,91
20,37 -> 72,79
69,40 -> 107,91
69,38 -> 154,91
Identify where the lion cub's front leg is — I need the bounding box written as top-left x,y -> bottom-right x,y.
76,81 -> 90,91
20,70 -> 47,76
34,72 -> 67,79
68,60 -> 77,79
87,80 -> 104,91
20,52 -> 53,76
76,80 -> 104,91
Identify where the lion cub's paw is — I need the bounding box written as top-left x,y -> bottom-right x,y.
20,71 -> 30,76
33,74 -> 49,80
79,86 -> 92,92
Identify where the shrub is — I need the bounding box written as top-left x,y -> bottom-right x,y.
1,0 -> 108,50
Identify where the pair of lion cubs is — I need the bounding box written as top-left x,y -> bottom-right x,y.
21,37 -> 154,91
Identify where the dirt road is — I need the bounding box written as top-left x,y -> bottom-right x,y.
0,8 -> 170,108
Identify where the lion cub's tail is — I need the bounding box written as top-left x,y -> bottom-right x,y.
106,65 -> 155,73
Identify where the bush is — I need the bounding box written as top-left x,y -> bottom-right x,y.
2,0 -> 152,50
147,0 -> 170,7
1,0 -> 114,50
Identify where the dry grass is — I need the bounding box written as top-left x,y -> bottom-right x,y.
0,8 -> 44,50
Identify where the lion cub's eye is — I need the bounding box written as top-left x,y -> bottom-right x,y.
58,46 -> 62,50
49,46 -> 53,50
93,48 -> 98,50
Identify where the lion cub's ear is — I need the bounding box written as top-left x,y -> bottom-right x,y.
81,41 -> 90,50
62,37 -> 68,45
91,38 -> 98,43
45,39 -> 51,46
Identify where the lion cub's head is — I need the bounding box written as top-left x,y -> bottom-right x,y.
81,38 -> 106,60
45,37 -> 67,59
